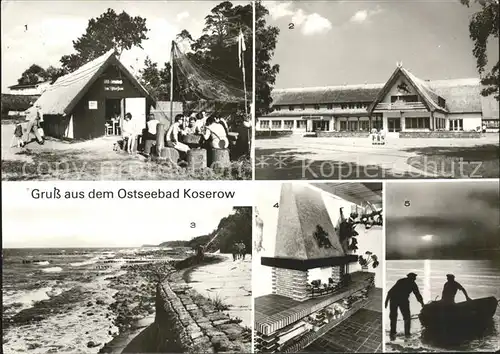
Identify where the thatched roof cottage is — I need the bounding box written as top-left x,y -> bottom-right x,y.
30,50 -> 155,140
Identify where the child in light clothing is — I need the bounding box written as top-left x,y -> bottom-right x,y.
122,113 -> 135,153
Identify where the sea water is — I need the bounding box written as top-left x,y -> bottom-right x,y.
385,259 -> 500,352
2,248 -> 133,353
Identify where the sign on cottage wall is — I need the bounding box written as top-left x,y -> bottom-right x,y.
104,79 -> 124,92
88,101 -> 98,110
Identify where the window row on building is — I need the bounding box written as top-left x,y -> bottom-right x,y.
276,102 -> 371,112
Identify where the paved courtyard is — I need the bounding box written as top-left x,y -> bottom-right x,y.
255,135 -> 499,179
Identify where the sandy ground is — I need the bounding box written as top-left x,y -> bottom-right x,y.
187,253 -> 252,328
2,123 -> 252,180
255,134 -> 499,178
1,123 -> 152,180
1,123 -> 127,161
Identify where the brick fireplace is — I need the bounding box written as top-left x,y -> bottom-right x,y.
331,265 -> 346,286
263,257 -> 356,301
272,268 -> 309,301
271,265 -> 348,301
262,183 -> 357,302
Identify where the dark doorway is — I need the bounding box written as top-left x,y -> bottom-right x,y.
387,118 -> 401,132
105,98 -> 122,135
313,120 -> 329,131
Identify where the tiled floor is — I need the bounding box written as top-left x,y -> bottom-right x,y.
255,272 -> 374,334
363,287 -> 382,313
304,309 -> 383,353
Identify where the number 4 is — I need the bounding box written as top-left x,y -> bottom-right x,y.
273,203 -> 279,208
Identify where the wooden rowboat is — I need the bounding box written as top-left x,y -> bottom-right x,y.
419,296 -> 498,330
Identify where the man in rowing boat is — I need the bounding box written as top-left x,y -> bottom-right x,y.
441,274 -> 471,304
385,272 -> 425,340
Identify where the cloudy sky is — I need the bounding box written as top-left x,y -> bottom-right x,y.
1,0 -> 249,91
2,203 -> 235,248
265,0 -> 499,88
386,181 -> 500,260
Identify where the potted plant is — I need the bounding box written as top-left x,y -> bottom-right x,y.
358,251 -> 379,271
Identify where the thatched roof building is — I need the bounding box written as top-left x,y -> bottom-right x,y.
259,65 -> 498,133
31,50 -> 155,139
34,50 -> 153,116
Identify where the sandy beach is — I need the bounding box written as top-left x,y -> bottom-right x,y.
186,253 -> 252,328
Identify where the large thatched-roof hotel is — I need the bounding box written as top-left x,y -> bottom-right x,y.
257,64 -> 499,136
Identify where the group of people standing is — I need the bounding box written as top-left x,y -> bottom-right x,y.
119,109 -> 251,161
370,128 -> 386,144
120,110 -> 230,156
232,241 -> 247,261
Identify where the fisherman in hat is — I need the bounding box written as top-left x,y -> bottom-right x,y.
385,272 -> 425,340
441,274 -> 471,304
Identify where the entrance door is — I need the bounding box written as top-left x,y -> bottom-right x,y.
125,97 -> 146,134
105,98 -> 121,135
387,118 -> 401,132
313,120 -> 329,131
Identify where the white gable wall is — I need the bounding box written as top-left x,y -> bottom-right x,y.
381,76 -> 421,103
447,112 -> 482,131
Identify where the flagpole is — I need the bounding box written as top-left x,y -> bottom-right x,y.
170,40 -> 175,125
242,64 -> 247,115
239,29 -> 248,115
239,27 -> 250,156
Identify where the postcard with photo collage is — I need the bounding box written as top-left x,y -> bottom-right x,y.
1,1 -> 499,353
